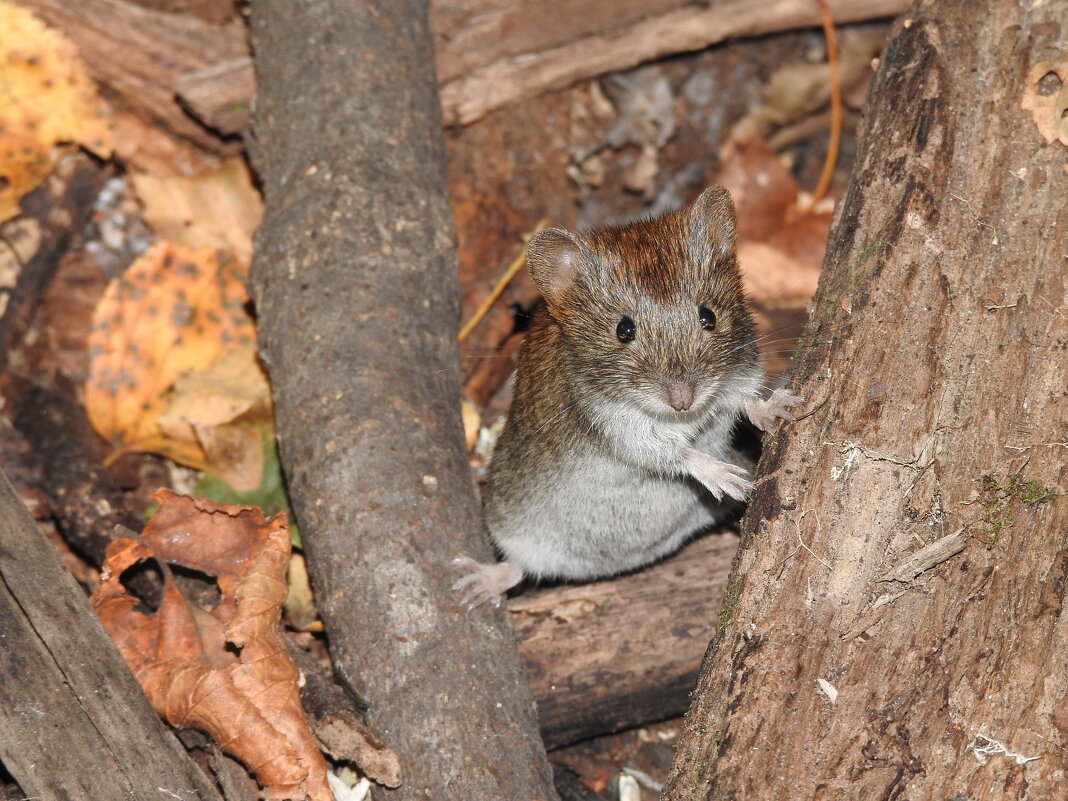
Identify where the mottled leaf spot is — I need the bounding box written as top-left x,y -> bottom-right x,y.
0,4 -> 113,221
86,242 -> 259,471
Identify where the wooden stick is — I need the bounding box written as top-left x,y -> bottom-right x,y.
457,217 -> 548,343
798,0 -> 842,213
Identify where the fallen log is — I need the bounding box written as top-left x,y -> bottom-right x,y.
515,532 -> 739,749
18,0 -> 908,142
0,467 -> 223,801
14,0 -> 247,152
437,0 -> 910,125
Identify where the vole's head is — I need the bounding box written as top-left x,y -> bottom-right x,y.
526,186 -> 758,418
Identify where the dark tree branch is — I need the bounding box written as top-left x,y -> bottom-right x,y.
247,1 -> 557,798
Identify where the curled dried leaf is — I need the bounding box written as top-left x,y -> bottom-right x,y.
92,491 -> 331,801
131,158 -> 264,263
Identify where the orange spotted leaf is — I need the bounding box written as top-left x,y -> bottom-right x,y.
0,2 -> 113,221
86,242 -> 256,468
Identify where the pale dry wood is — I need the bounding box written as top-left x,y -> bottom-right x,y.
0,469 -> 222,801
664,1 -> 1068,798
513,532 -> 739,748
438,0 -> 910,124
45,0 -> 907,141
175,57 -> 256,134
429,0 -> 694,84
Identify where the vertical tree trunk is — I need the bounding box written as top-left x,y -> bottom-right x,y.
664,1 -> 1068,799
247,2 -> 557,799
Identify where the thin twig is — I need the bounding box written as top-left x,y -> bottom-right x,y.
457,217 -> 549,343
798,0 -> 841,214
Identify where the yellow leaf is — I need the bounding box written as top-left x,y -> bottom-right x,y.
86,242 -> 256,468
156,346 -> 272,490
0,2 -> 113,221
131,158 -> 264,263
461,398 -> 481,451
284,552 -> 319,631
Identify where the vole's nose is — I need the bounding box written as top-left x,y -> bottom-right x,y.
665,381 -> 695,412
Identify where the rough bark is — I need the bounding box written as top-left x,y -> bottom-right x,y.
664,2 -> 1068,800
1,374 -> 145,567
247,2 -> 556,799
285,640 -> 402,789
0,468 -> 222,801
514,532 -> 738,749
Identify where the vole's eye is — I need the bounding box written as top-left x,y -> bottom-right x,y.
699,306 -> 717,331
616,315 -> 636,343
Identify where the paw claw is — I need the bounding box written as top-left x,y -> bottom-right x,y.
682,449 -> 753,502
451,555 -> 522,610
746,388 -> 805,432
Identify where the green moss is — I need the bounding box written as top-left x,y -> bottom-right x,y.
716,579 -> 741,636
1014,477 -> 1056,505
968,474 -> 1055,544
857,238 -> 890,264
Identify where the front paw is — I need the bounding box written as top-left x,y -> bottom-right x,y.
682,449 -> 753,502
451,556 -> 523,609
745,388 -> 805,432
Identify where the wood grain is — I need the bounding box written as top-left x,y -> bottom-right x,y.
514,532 -> 739,749
437,0 -> 910,124
18,0 -> 908,143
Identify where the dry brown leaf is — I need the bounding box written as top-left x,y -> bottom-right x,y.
161,346 -> 270,430
85,242 -> 260,470
0,2 -> 112,221
131,158 -> 264,263
737,241 -> 821,302
159,346 -> 273,490
712,139 -> 829,304
731,28 -> 884,143
91,490 -> 332,801
193,422 -> 266,492
1021,61 -> 1068,147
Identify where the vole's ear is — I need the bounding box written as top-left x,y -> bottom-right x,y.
687,185 -> 737,264
526,227 -> 587,304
